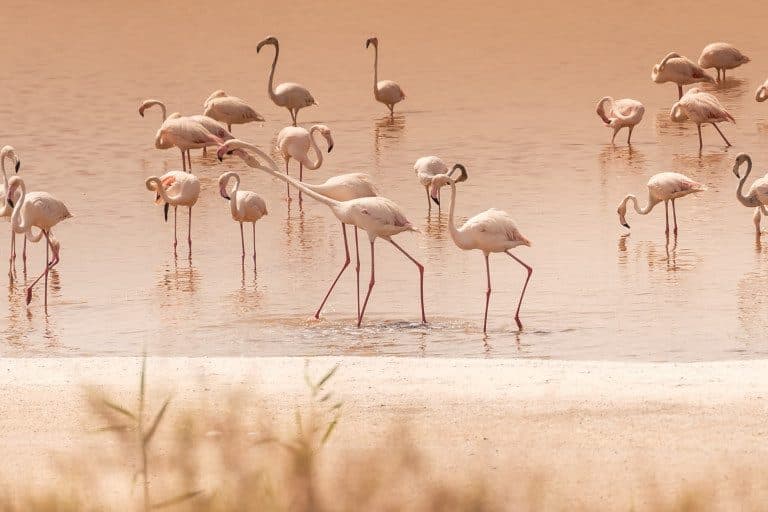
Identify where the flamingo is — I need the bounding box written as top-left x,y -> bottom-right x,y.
698,43 -> 750,82
221,142 -> 379,319
139,99 -> 233,171
755,79 -> 768,102
429,166 -> 532,332
365,37 -> 405,116
595,97 -> 645,143
145,171 -> 201,257
217,139 -> 423,326
203,90 -> 265,132
0,146 -> 22,272
732,153 -> 768,234
276,124 -> 334,201
256,36 -> 317,126
617,172 -> 706,235
652,52 -> 715,99
414,156 -> 449,212
670,87 -> 734,149
6,176 -> 72,306
218,171 -> 268,265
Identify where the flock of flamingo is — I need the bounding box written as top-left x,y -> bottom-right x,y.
2,37 -> 768,333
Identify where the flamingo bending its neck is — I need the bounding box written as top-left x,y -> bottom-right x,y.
256,36 -> 317,126
218,139 -> 424,326
203,90 -> 265,132
698,43 -> 750,82
277,124 -> 334,201
6,176 -> 72,307
366,37 -> 405,116
670,88 -> 734,150
430,166 -> 532,332
732,153 -> 768,234
652,52 -> 714,99
414,156 -> 450,212
596,97 -> 645,144
145,171 -> 201,258
218,170 -> 268,266
617,172 -> 706,235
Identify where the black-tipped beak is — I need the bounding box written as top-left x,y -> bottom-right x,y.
328,144 -> 334,153
14,160 -> 20,173
218,155 -> 223,162
621,222 -> 630,229
7,199 -> 13,208
431,196 -> 440,206
164,202 -> 170,222
139,111 -> 144,117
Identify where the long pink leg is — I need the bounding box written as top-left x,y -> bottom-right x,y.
354,227 -> 360,320
672,199 -> 678,234
424,185 -> 431,212
358,240 -> 376,327
187,150 -> 193,171
252,222 -> 257,265
298,162 -> 303,205
23,236 -> 27,268
505,250 -> 533,330
314,222 -> 351,319
239,222 -> 245,264
8,231 -> 14,279
388,238 -> 426,323
483,252 -> 491,333
187,206 -> 192,257
181,149 -> 187,172
173,206 -> 178,257
697,125 -> 703,150
712,123 -> 731,146
26,231 -> 59,306
664,200 -> 670,235
285,160 -> 291,200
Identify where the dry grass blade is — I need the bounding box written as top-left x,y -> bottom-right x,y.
320,419 -> 338,446
101,399 -> 137,421
97,425 -> 133,433
143,398 -> 170,445
151,490 -> 203,509
315,365 -> 339,392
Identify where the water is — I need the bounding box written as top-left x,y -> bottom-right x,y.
2,0 -> 768,360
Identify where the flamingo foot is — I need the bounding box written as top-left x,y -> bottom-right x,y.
25,287 -> 32,305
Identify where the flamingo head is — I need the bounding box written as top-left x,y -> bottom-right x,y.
617,202 -> 630,229
314,124 -> 334,152
756,85 -> 768,103
0,145 -> 20,173
257,36 -> 278,53
6,175 -> 22,208
733,153 -> 751,178
429,165 -> 468,205
218,172 -> 234,201
366,37 -> 378,49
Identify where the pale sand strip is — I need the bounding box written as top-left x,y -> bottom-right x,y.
1,356 -> 768,507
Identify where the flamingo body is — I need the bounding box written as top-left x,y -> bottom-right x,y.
698,43 -> 749,81
366,37 -> 405,114
671,88 -> 734,149
203,90 -> 264,132
145,171 -> 201,257
257,36 -> 316,126
652,52 -> 714,98
596,97 -> 644,143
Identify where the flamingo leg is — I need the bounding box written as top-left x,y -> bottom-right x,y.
240,222 -> 245,263
289,108 -> 297,126
677,84 -> 683,99
483,252 -> 491,333
722,69 -> 726,81
505,250 -> 533,330
22,236 -> 27,273
284,160 -> 291,201
712,123 -> 731,146
187,206 -> 192,257
228,123 -> 232,132
181,149 -> 187,172
358,240 -> 376,327
314,222 -> 351,319
664,200 -> 670,235
424,185 -> 431,212
187,150 -> 193,171
754,207 -> 762,235
697,124 -> 703,150
26,231 -> 59,307
716,68 -> 721,81
252,222 -> 257,265
672,199 -> 678,234
299,162 -> 303,204
173,206 -> 178,257
611,127 -> 618,143
627,126 -> 634,144
388,238 -> 426,323
8,231 -> 14,279
354,227 -> 360,320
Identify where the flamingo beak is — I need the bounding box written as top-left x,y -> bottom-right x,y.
328,143 -> 334,153
431,196 -> 440,206
220,186 -> 231,201
622,222 -> 630,229
7,198 -> 13,208
15,160 -> 20,173
164,202 -> 170,222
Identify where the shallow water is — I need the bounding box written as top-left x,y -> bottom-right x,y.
2,0 -> 768,360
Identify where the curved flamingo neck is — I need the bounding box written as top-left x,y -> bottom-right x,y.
229,174 -> 241,216
446,182 -> 461,245
303,126 -> 325,170
623,194 -> 658,215
149,177 -> 180,204
267,43 -> 280,104
371,44 -> 379,96
1,152 -> 8,195
736,158 -> 757,207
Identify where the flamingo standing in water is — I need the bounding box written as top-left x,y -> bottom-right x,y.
256,36 -> 317,126
732,153 -> 768,234
652,52 -> 714,99
139,99 -> 233,171
0,146 -> 22,272
595,97 -> 645,143
218,171 -> 268,265
6,176 -> 72,306
217,139 -> 423,326
670,88 -> 734,150
365,37 -> 405,116
698,43 -> 750,82
413,156 -> 450,212
277,124 -> 334,201
145,171 -> 201,257
617,172 -> 706,235
221,141 -> 379,319
203,90 -> 265,132
430,166 -> 532,332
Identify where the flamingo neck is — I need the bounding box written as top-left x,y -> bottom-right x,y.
149,177 -> 178,204
303,126 -> 325,170
229,174 -> 241,217
267,43 -> 280,104
446,182 -> 461,246
372,44 -> 379,96
623,194 -> 658,215
1,152 -> 8,198
10,180 -> 33,239
736,158 -> 758,207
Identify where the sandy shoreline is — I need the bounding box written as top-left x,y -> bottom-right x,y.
2,356 -> 768,507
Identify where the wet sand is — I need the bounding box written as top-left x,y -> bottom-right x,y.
2,356 -> 767,507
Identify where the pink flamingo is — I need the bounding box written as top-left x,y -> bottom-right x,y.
277,124 -> 334,201
203,90 -> 265,133
0,146 -> 22,274
6,176 -> 72,306
670,88 -> 734,149
366,37 -> 406,116
430,166 -> 533,332
732,154 -> 768,234
652,52 -> 714,99
698,43 -> 750,82
145,171 -> 201,257
218,171 -> 268,265
595,97 -> 645,143
414,156 -> 449,212
617,172 -> 706,235
218,140 -> 423,326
